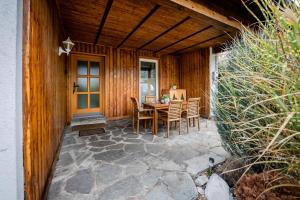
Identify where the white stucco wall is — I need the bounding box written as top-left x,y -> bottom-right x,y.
209,47 -> 217,117
0,0 -> 24,199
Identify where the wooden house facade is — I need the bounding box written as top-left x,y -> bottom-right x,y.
0,0 -> 258,199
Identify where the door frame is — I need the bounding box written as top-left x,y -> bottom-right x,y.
69,53 -> 105,118
138,58 -> 159,104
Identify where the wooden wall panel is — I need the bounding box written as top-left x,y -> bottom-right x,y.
104,48 -> 157,119
23,0 -> 67,199
159,54 -> 180,93
70,42 -> 181,120
178,48 -> 210,117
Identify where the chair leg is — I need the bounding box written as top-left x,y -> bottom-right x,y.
193,118 -> 195,127
175,121 -> 177,128
137,119 -> 140,134
144,120 -> 147,129
132,116 -> 135,130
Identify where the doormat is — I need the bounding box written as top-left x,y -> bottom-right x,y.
79,128 -> 105,137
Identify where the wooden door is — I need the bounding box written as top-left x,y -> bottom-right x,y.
71,54 -> 104,115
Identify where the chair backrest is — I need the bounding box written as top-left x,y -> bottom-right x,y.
168,100 -> 183,120
187,97 -> 200,117
145,96 -> 156,103
130,97 -> 140,116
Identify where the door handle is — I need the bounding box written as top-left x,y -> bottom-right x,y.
73,82 -> 79,94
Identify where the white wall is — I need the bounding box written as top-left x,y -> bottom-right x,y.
0,0 -> 24,199
209,47 -> 218,117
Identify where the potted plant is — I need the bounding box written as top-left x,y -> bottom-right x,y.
161,94 -> 170,104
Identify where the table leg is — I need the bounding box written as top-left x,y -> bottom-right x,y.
154,108 -> 158,135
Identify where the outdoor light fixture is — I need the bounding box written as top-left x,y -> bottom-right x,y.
58,37 -> 74,56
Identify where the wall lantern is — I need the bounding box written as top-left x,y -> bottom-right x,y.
58,37 -> 74,56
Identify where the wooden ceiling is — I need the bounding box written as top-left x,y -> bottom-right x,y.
58,0 -> 247,54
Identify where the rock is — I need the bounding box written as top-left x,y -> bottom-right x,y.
125,161 -> 148,176
111,137 -> 123,142
124,143 -> 145,153
116,151 -> 148,165
195,175 -> 209,186
57,152 -> 73,167
161,146 -> 200,163
65,169 -> 94,194
146,156 -> 182,171
61,143 -> 85,153
74,151 -> 90,166
97,176 -> 143,200
123,133 -> 139,139
184,154 -> 225,176
141,134 -> 154,142
123,138 -> 143,143
145,144 -> 165,155
144,181 -> 173,200
106,143 -> 124,150
143,171 -> 198,200
111,130 -> 123,136
48,181 -> 62,200
89,140 -> 115,147
93,149 -> 126,162
205,174 -> 229,200
100,135 -> 111,140
95,163 -> 122,185
197,187 -> 205,195
62,136 -> 77,146
140,169 -> 164,189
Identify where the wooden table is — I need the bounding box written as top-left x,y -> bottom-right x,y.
144,102 -> 187,135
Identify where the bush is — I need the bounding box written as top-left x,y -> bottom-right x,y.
215,0 -> 300,190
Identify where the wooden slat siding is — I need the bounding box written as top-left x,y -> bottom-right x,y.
159,55 -> 180,95
68,41 -> 182,120
178,48 -> 210,117
23,0 -> 67,199
58,0 -> 240,51
72,41 -> 106,55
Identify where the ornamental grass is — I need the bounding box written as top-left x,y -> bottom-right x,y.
215,0 -> 300,194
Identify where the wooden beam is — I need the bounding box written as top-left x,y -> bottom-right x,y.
155,25 -> 212,53
94,0 -> 114,44
172,32 -> 229,54
117,5 -> 160,48
167,0 -> 241,30
138,16 -> 190,50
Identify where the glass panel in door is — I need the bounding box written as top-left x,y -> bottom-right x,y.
140,60 -> 157,104
75,59 -> 101,112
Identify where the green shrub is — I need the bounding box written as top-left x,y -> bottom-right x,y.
215,0 -> 300,180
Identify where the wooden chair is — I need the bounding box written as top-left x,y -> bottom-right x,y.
144,96 -> 156,103
182,97 -> 200,133
158,100 -> 183,138
130,97 -> 154,134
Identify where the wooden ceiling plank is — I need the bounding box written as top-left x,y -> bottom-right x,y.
117,4 -> 160,48
94,0 -> 114,44
167,0 -> 241,30
155,25 -> 213,53
172,32 -> 230,54
138,16 -> 190,50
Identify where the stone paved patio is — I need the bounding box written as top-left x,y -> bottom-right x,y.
48,118 -> 230,200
